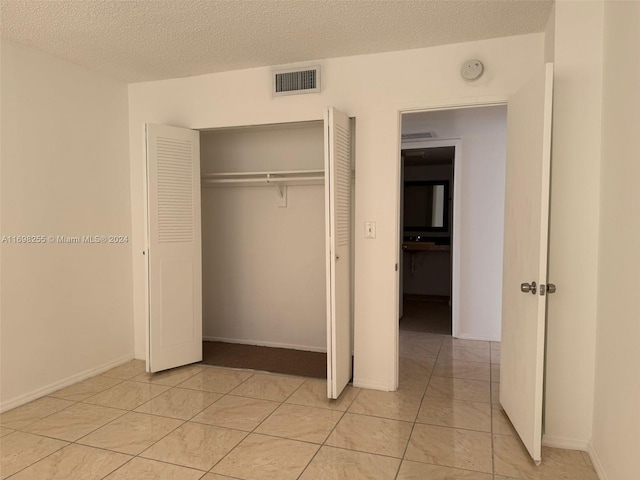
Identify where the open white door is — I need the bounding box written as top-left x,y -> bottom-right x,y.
146,124 -> 202,373
325,107 -> 352,399
501,63 -> 554,463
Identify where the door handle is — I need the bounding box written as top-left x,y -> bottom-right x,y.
539,283 -> 556,295
520,281 -> 537,294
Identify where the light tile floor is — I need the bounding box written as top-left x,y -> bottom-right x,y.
0,333 -> 600,479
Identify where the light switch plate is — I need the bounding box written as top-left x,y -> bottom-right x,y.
365,221 -> 376,239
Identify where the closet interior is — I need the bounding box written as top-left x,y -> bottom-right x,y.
199,121 -> 328,376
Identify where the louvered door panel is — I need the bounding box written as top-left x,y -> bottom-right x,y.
146,124 -> 202,373
157,138 -> 195,242
325,107 -> 353,399
334,124 -> 351,247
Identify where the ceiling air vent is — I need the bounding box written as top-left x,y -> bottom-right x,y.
401,132 -> 436,141
273,66 -> 321,96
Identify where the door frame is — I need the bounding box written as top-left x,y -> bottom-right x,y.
392,96 -> 507,389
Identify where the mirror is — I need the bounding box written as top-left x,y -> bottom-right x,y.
404,181 -> 449,231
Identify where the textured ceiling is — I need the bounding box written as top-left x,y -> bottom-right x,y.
0,0 -> 553,83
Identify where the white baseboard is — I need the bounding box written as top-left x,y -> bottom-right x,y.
202,336 -> 326,353
0,354 -> 134,414
541,434 -> 590,450
587,441 -> 607,480
454,333 -> 501,342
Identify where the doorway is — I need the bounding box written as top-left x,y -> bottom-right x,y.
400,146 -> 455,336
397,105 -> 508,389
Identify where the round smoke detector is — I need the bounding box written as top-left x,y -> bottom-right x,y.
461,59 -> 484,81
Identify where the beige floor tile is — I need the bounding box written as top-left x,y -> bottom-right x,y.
229,373 -> 305,401
0,397 -> 74,430
426,376 -> 491,403
441,338 -> 491,351
211,433 -> 318,480
191,395 -> 278,431
400,355 -> 435,375
141,422 -> 246,471
397,381 -> 427,399
299,445 -> 400,480
255,403 -> 343,443
396,459 -> 492,479
23,403 -> 125,441
201,474 -> 237,480
132,364 -> 204,386
400,331 -> 445,346
400,340 -> 441,360
348,388 -> 422,422
405,423 -> 493,473
102,360 -> 146,380
416,396 -> 491,432
49,376 -> 123,402
492,405 -> 517,436
491,348 -> 501,364
491,364 -> 501,383
493,435 -> 601,479
433,359 -> 491,381
425,376 -> 491,403
438,345 -> 491,363
0,427 -> 13,437
0,431 -> 68,479
542,446 -> 598,470
84,381 -> 170,410
178,367 -> 253,393
492,434 -> 534,477
326,412 -> 412,458
285,378 -> 359,411
581,450 -> 596,469
9,444 -> 130,480
78,411 -> 182,455
399,357 -> 433,392
135,387 -> 221,420
492,382 -> 501,404
104,457 -> 204,480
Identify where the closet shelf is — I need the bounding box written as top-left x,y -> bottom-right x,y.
201,169 -> 324,189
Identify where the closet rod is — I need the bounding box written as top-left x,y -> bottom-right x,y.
200,169 -> 325,189
201,168 -> 323,179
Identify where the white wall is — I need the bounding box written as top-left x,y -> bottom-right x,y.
200,123 -> 326,351
590,2 -> 640,479
0,41 -> 133,410
457,134 -> 506,341
543,1 -> 603,449
128,33 -> 544,392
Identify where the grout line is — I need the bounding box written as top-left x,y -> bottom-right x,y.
205,377 -> 311,474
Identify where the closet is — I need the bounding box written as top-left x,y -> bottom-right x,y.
143,108 -> 353,399
200,122 -> 326,355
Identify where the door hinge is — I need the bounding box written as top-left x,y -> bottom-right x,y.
395,263 -> 398,272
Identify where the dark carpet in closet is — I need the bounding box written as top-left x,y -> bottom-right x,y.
201,341 -> 327,379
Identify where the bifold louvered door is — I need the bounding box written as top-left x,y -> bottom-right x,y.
146,124 -> 202,373
324,107 -> 352,399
